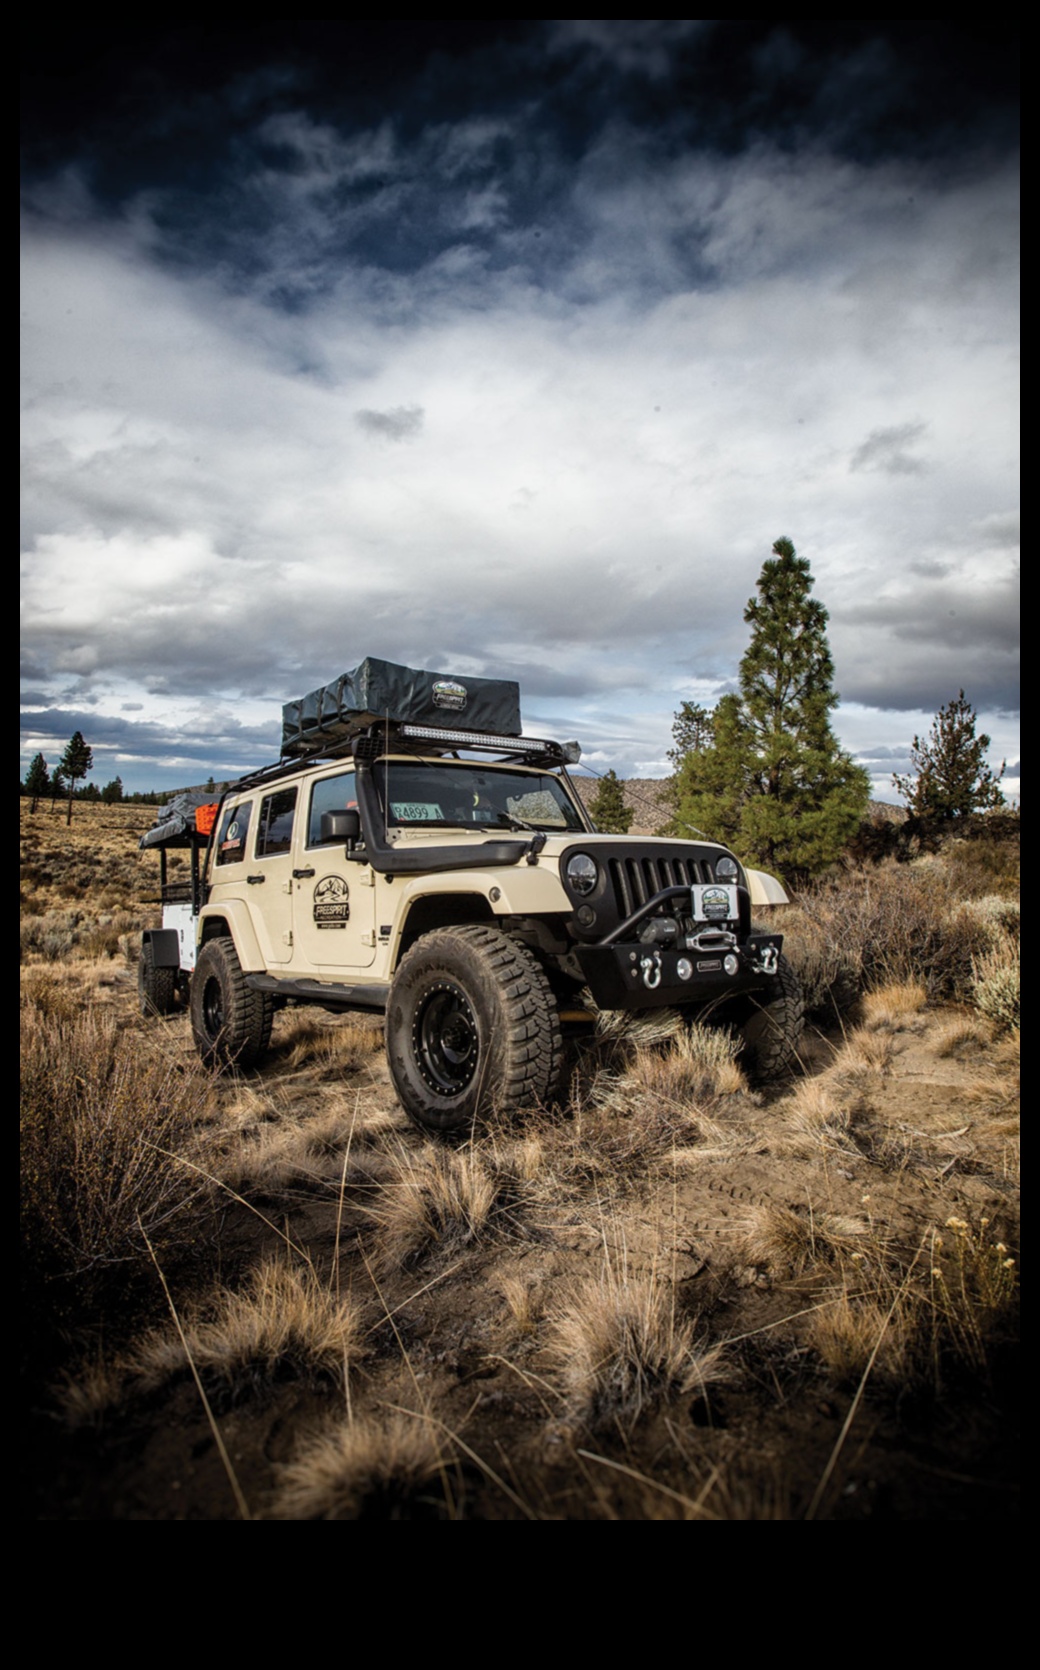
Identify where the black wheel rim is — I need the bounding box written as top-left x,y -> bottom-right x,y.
413,981 -> 479,1096
202,975 -> 225,1040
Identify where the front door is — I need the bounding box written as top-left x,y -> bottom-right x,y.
291,767 -> 376,971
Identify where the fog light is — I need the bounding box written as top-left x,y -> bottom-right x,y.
677,957 -> 693,981
577,905 -> 596,927
724,953 -> 739,975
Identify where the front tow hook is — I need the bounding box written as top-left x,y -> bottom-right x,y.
639,949 -> 663,989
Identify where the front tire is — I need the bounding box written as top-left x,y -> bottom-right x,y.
386,925 -> 563,1135
190,937 -> 273,1070
737,954 -> 804,1080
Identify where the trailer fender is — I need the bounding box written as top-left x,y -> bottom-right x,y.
142,928 -> 182,968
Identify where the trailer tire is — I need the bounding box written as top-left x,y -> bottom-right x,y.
386,925 -> 562,1135
190,937 -> 273,1070
138,940 -> 179,1017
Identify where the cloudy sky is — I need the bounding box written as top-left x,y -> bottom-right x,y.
21,21 -> 1019,800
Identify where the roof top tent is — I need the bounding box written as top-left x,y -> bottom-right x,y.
139,791 -> 218,917
280,656 -> 524,758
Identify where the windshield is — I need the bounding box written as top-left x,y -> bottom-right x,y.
373,761 -> 586,831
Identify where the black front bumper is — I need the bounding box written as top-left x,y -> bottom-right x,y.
576,933 -> 784,1010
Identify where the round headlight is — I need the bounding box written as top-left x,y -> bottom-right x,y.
566,853 -> 599,897
715,855 -> 740,881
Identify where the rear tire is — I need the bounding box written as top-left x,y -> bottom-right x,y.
138,940 -> 178,1017
190,937 -> 273,1070
386,925 -> 563,1135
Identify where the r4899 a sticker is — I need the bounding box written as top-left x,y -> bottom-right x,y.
313,874 -> 350,928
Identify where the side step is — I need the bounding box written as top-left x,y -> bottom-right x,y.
246,974 -> 389,1012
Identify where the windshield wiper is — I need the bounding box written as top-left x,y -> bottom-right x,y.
495,811 -> 540,832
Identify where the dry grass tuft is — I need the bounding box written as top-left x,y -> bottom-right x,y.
932,1015 -> 990,1059
557,1025 -> 752,1177
860,982 -> 927,1032
738,1203 -> 873,1279
497,1272 -> 543,1336
831,1028 -> 895,1083
548,1263 -> 727,1436
608,1023 -> 746,1106
801,1212 -> 1018,1394
269,1411 -> 456,1520
958,1031 -> 1019,1181
272,1013 -> 384,1072
20,990 -> 216,1290
769,1078 -> 856,1157
128,1259 -> 364,1398
926,1216 -> 1019,1375
216,1098 -> 391,1198
56,1355 -> 127,1430
365,1145 -> 503,1275
594,1008 -> 686,1051
807,1293 -> 914,1386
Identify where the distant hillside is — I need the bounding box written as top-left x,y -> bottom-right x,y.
570,776 -> 672,836
571,775 -> 907,837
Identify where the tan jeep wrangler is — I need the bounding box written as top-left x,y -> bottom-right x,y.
139,659 -> 801,1134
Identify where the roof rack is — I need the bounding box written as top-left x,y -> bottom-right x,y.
232,723 -> 582,793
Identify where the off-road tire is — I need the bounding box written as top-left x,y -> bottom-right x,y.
386,924 -> 563,1135
190,937 -> 273,1070
737,954 -> 804,1081
138,940 -> 178,1017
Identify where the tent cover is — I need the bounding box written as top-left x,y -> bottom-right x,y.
281,657 -> 522,756
139,791 -> 219,849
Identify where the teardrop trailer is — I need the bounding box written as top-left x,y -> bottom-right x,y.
139,659 -> 803,1134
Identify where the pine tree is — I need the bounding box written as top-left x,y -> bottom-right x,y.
101,775 -> 124,804
892,691 -> 1005,821
59,731 -> 93,825
588,769 -> 633,834
23,753 -> 50,812
671,537 -> 869,876
667,701 -> 714,769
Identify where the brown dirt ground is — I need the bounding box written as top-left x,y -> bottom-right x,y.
20,802 -> 1019,1520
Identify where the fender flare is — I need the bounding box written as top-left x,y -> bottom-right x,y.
197,899 -> 266,971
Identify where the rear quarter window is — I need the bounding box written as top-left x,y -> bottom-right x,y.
215,801 -> 253,865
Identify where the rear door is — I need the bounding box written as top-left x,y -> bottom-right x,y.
251,786 -> 299,965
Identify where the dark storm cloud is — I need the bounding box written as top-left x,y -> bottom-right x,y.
22,23 -> 1017,238
850,422 -> 929,476
355,405 -> 424,442
21,704 -> 279,768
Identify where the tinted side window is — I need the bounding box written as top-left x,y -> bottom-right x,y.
307,771 -> 357,846
257,787 -> 298,858
215,800 -> 253,866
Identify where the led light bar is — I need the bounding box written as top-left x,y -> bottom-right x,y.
398,725 -> 581,761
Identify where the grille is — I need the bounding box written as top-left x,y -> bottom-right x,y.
607,852 -> 711,917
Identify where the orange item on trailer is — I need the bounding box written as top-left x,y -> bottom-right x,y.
195,802 -> 219,836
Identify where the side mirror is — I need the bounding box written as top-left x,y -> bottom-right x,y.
321,808 -> 361,848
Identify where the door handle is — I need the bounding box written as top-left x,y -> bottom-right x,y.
246,874 -> 266,885
292,868 -> 316,879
